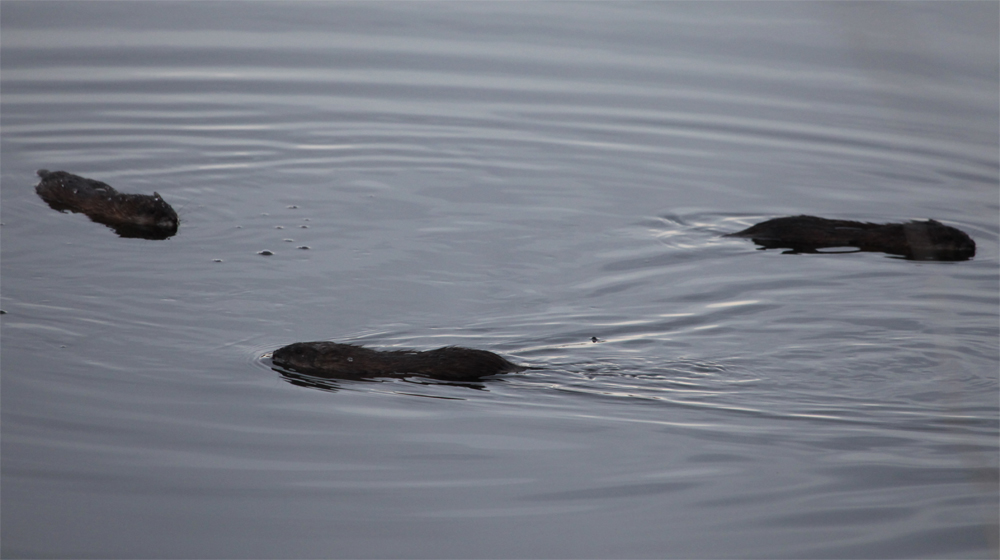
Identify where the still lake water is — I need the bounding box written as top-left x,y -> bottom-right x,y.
2,2 -> 998,558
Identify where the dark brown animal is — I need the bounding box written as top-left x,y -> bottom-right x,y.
726,215 -> 975,261
272,341 -> 525,382
35,170 -> 179,239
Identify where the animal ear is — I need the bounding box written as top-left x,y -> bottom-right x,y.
153,192 -> 162,199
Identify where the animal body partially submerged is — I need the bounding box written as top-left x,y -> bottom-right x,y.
272,341 -> 525,382
726,215 -> 975,261
35,170 -> 179,239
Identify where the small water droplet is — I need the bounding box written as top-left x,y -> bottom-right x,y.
347,357 -> 353,362
287,205 -> 298,209
275,226 -> 284,229
284,239 -> 294,242
300,225 -> 308,229
213,259 -> 223,263
297,246 -> 310,250
258,250 -> 274,256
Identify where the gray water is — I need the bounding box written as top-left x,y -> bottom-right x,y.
2,2 -> 998,558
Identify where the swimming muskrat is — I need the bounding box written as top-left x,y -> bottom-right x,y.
35,170 -> 179,239
726,215 -> 976,261
272,341 -> 525,382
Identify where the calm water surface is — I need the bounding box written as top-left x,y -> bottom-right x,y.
2,2 -> 998,558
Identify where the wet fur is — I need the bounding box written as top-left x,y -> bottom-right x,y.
726,215 -> 975,261
35,170 -> 179,239
272,342 -> 525,382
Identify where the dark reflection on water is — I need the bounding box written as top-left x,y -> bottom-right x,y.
36,195 -> 180,240
2,1 -> 998,558
274,367 -> 350,393
271,359 -> 489,396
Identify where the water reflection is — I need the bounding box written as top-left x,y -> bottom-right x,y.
273,363 -> 487,396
